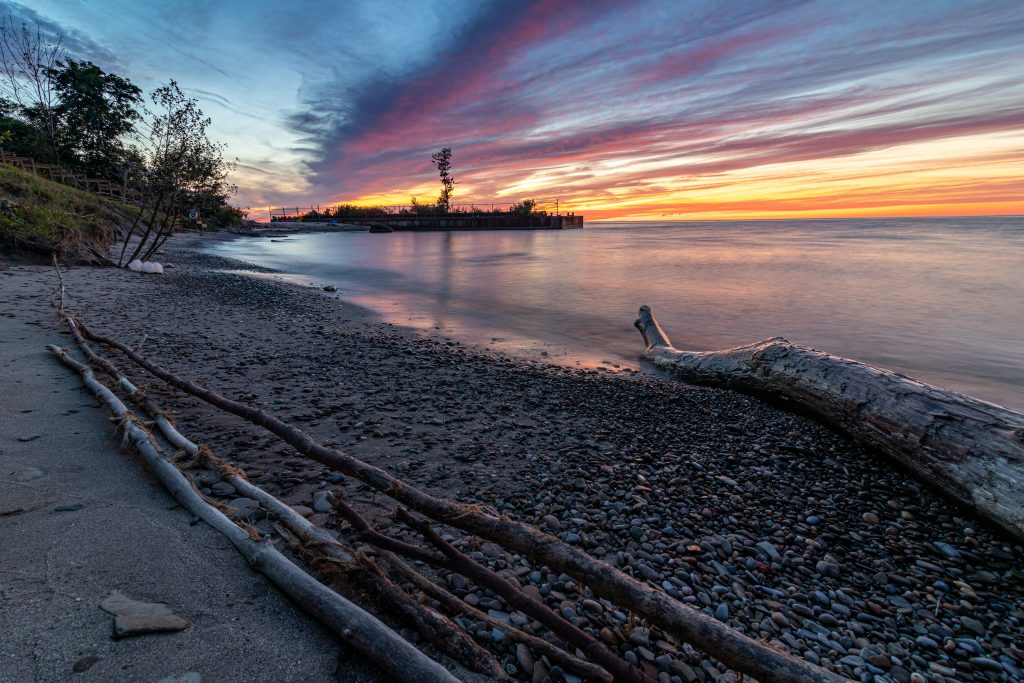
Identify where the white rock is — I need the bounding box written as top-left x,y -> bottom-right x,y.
140,261 -> 164,274
127,259 -> 143,272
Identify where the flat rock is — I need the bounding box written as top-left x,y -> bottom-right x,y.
99,591 -> 190,639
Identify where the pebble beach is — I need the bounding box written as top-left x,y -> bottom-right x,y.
18,232 -> 1024,682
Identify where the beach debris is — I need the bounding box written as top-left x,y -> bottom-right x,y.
47,340 -> 466,683
74,315 -> 847,683
635,304 -> 1024,541
323,284 -> 337,292
99,591 -> 190,639
127,259 -> 164,273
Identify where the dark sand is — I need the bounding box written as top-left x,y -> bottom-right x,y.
13,232 -> 1023,682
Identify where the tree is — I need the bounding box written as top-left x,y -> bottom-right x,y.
48,59 -> 142,180
430,147 -> 455,212
118,81 -> 234,265
0,18 -> 64,164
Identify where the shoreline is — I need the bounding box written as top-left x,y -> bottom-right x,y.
3,237 -> 1023,681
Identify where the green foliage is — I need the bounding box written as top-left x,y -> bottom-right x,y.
0,163 -> 127,258
48,59 -> 143,180
508,198 -> 537,216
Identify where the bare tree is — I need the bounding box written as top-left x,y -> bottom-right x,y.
0,18 -> 65,164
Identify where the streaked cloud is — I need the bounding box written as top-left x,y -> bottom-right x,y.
14,0 -> 1024,218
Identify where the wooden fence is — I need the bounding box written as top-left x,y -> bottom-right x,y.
0,149 -> 141,202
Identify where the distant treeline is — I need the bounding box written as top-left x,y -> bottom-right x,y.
274,199 -> 544,222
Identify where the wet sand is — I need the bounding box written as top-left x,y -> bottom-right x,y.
14,232 -> 1023,682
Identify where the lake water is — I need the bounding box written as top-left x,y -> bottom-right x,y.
207,216 -> 1024,411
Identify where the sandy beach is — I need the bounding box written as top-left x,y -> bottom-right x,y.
3,231 -> 1022,682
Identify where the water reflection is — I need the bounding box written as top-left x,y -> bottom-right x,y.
208,216 -> 1024,411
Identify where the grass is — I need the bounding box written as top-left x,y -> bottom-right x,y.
0,163 -> 136,262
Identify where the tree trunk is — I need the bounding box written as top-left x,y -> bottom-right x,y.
634,305 -> 1024,540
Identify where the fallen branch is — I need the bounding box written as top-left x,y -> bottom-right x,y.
47,344 -> 460,683
335,501 -> 647,683
56,312 -> 507,681
379,551 -> 612,682
226,478 -> 509,681
635,305 -> 1024,540
79,317 -> 848,683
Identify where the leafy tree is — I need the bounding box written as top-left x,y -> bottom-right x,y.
430,147 -> 455,212
118,81 -> 234,265
48,59 -> 142,180
509,198 -> 537,216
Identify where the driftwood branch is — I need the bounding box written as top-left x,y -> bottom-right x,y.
79,318 -> 848,683
226,479 -> 508,681
47,344 -> 459,683
336,502 -> 647,683
635,305 -> 1024,540
379,551 -> 612,683
55,308 -> 506,680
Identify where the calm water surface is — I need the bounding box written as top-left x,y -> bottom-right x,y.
208,217 -> 1024,411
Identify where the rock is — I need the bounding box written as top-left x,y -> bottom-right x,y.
312,490 -> 333,512
636,563 -> 659,581
16,434 -> 41,442
862,512 -> 880,524
542,514 -> 561,530
932,541 -> 961,559
54,503 -> 85,512
72,655 -> 99,673
291,504 -> 314,518
755,541 -> 781,560
959,616 -> 985,635
127,259 -> 143,272
516,643 -> 535,676
323,285 -> 337,292
210,481 -> 236,497
99,591 -> 190,639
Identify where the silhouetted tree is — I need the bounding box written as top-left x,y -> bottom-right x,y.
430,147 -> 455,212
48,59 -> 142,180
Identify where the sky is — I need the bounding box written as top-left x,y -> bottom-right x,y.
11,0 -> 1024,220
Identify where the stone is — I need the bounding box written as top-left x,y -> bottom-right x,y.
862,512 -> 880,524
72,655 -> 99,673
210,481 -> 236,497
17,434 -> 42,442
312,490 -> 333,512
516,643 -> 535,676
99,591 -> 190,639
756,541 -> 781,560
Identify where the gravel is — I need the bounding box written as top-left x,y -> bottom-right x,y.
65,235 -> 1024,682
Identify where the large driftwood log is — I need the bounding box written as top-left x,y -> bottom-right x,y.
80,317 -> 848,683
635,305 -> 1024,540
47,345 -> 461,683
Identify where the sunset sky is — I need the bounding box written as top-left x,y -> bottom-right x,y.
14,0 -> 1024,220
